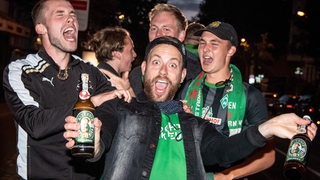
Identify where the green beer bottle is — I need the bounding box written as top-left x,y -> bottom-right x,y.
71,73 -> 95,158
283,115 -> 312,180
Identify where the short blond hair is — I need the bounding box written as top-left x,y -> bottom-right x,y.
149,3 -> 188,32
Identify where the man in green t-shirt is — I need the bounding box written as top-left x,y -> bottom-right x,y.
64,36 -> 317,180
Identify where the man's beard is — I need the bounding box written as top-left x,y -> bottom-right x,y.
144,76 -> 180,102
49,34 -> 77,53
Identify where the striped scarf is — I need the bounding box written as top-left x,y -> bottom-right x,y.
184,64 -> 246,136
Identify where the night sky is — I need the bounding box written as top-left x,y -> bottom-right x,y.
197,0 -> 320,56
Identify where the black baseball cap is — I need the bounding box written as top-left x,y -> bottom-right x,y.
194,21 -> 239,46
144,36 -> 187,67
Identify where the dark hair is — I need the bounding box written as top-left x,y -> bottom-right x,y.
31,0 -> 50,25
185,22 -> 205,40
149,3 -> 188,32
87,27 -> 130,63
144,36 -> 186,68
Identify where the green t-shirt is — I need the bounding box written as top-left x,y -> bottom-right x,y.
150,113 -> 186,180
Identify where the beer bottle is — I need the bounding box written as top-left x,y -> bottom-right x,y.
283,115 -> 312,180
71,73 -> 95,158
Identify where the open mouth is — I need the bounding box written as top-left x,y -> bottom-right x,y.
63,27 -> 76,42
155,79 -> 168,93
202,55 -> 213,65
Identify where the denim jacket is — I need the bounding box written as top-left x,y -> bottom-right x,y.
94,93 -> 266,180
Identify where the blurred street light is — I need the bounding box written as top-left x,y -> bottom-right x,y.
118,13 -> 125,20
36,37 -> 41,45
116,12 -> 127,25
294,67 -> 303,75
240,37 -> 250,50
296,10 -> 305,17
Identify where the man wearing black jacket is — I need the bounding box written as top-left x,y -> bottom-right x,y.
3,0 -> 130,179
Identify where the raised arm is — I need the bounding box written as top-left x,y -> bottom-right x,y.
100,69 -> 136,97
202,113 -> 317,168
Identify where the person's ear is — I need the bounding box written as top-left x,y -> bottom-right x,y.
141,61 -> 146,76
178,30 -> 186,42
180,68 -> 187,83
35,23 -> 47,35
227,46 -> 237,56
112,51 -> 121,60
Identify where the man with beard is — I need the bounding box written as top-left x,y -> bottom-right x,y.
3,0 -> 130,179
64,36 -> 317,180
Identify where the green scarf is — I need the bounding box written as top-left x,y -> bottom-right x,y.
184,64 -> 246,136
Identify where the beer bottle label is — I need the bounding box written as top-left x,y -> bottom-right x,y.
75,110 -> 94,143
285,138 -> 308,164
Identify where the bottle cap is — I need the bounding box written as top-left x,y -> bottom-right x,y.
297,115 -> 312,134
303,115 -> 311,121
79,90 -> 90,100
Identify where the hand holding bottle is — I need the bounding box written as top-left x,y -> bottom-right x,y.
258,113 -> 317,140
283,115 -> 313,180
64,116 -> 102,158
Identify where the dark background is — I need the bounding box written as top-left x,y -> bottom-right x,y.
0,0 -> 319,179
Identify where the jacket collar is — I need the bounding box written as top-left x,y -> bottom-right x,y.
38,47 -> 80,70
97,62 -> 120,77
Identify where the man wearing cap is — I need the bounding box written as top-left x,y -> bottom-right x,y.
63,36 -> 318,180
179,21 -> 275,179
